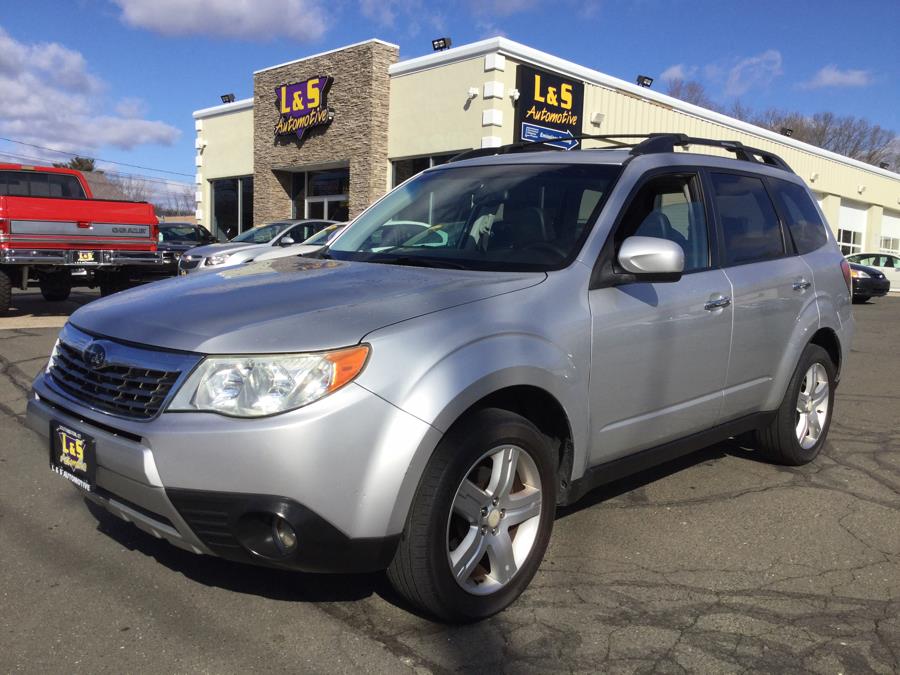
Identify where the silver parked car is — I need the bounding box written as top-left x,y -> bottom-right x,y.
27,134 -> 854,621
178,219 -> 335,274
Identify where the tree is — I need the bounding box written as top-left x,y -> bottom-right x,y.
52,156 -> 97,172
108,174 -> 151,202
664,79 -> 720,111
749,109 -> 895,166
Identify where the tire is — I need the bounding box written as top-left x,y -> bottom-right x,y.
852,295 -> 870,304
0,269 -> 11,312
387,407 -> 557,622
39,273 -> 71,302
754,344 -> 836,466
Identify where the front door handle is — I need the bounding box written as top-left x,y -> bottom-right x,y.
793,279 -> 812,291
704,295 -> 731,311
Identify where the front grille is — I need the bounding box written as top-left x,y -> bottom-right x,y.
179,257 -> 201,269
49,341 -> 181,420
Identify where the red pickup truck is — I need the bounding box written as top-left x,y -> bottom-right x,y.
0,164 -> 161,311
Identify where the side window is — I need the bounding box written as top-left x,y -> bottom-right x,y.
617,174 -> 710,273
711,173 -> 785,266
770,179 -> 828,254
854,255 -> 876,266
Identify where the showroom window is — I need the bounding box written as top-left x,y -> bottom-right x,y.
292,168 -> 349,221
837,229 -> 863,255
211,175 -> 253,240
391,153 -> 459,187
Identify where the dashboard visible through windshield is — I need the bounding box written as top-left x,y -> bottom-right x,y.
327,163 -> 620,271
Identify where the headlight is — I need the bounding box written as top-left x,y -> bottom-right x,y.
206,253 -> 233,266
850,269 -> 870,279
46,339 -> 60,373
168,345 -> 370,417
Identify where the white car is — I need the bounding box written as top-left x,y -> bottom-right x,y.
247,223 -> 347,264
845,252 -> 900,291
178,219 -> 335,274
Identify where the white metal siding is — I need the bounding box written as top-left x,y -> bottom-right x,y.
839,203 -> 868,233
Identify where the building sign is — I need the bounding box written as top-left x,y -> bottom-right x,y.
514,65 -> 584,150
274,75 -> 334,141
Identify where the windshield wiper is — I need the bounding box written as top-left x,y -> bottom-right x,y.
374,255 -> 468,270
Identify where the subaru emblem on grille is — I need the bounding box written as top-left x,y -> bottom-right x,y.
83,342 -> 107,369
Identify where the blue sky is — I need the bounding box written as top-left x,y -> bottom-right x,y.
0,0 -> 897,197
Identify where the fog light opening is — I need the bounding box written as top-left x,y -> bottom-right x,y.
273,515 -> 298,554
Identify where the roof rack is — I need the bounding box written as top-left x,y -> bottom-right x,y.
630,134 -> 793,172
448,132 -> 794,173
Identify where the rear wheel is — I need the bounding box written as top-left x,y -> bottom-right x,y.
387,407 -> 556,622
99,273 -> 127,297
754,344 -> 835,466
0,269 -> 11,312
39,273 -> 71,302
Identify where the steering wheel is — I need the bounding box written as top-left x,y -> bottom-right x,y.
522,241 -> 567,258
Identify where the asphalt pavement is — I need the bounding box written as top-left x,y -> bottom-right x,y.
1,294 -> 898,673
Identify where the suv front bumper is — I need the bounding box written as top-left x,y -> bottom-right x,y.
26,372 -> 438,572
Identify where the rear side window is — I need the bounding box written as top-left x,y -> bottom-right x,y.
0,171 -> 86,199
770,179 -> 828,254
711,173 -> 784,266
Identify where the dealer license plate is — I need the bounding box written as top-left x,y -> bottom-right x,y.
49,421 -> 96,491
75,250 -> 99,264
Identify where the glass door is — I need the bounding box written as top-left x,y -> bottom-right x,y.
292,168 -> 349,221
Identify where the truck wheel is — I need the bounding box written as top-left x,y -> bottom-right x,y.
754,344 -> 836,466
39,273 -> 71,302
387,407 -> 556,622
0,270 -> 11,312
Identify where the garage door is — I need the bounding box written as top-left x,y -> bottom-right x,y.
838,202 -> 867,255
881,210 -> 900,254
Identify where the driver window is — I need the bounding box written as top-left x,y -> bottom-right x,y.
618,174 -> 710,273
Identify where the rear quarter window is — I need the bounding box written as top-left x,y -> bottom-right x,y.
770,179 -> 829,254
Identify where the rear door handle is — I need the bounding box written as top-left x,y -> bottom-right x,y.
793,279 -> 811,291
704,295 -> 731,311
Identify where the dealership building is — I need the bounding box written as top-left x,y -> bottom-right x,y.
193,37 -> 900,255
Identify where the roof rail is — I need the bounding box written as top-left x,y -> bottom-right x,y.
629,134 -> 793,172
448,134 -> 647,163
448,132 -> 794,173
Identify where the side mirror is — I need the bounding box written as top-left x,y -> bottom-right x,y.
279,236 -> 295,247
617,236 -> 684,282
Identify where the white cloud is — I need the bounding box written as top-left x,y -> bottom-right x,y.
115,97 -> 149,119
482,0 -> 539,15
659,64 -> 697,83
112,0 -> 327,41
725,49 -> 782,96
801,65 -> 872,89
0,27 -> 179,160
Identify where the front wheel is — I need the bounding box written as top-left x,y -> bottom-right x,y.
754,344 -> 836,465
852,295 -> 870,304
387,407 -> 557,622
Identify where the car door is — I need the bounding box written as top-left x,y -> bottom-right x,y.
876,254 -> 900,288
710,171 -> 814,420
588,171 -> 732,464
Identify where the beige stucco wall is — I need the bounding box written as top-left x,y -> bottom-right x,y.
388,56 -> 518,159
194,105 -> 253,230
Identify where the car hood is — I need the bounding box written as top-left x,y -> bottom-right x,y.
184,242 -> 258,257
158,241 -> 201,253
70,257 -> 545,354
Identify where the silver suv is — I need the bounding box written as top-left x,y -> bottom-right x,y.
27,134 -> 854,621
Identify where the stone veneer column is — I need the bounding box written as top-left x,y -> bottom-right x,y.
253,41 -> 398,224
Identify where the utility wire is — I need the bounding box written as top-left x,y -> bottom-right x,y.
0,150 -> 193,189
0,136 -> 194,177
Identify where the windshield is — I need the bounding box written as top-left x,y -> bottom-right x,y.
328,163 -> 620,271
232,222 -> 289,244
303,224 -> 345,245
159,226 -> 204,242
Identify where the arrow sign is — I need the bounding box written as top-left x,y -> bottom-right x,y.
520,122 -> 580,150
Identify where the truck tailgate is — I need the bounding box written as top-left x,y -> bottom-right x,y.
1,196 -> 157,250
